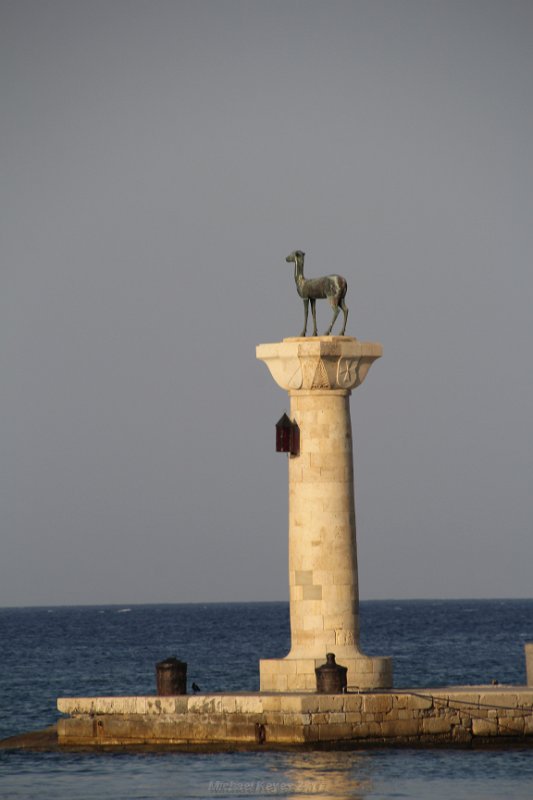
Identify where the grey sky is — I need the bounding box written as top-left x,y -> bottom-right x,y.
2,0 -> 532,606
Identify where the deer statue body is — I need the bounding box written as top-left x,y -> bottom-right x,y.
286,250 -> 349,337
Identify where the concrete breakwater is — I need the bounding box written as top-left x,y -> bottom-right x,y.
57,687 -> 533,748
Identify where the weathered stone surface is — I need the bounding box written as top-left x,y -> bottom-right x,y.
343,694 -> 363,711
380,718 -> 421,738
497,716 -> 525,736
220,696 -> 237,713
299,696 -> 320,713
56,689 -> 533,747
235,696 -> 263,714
399,693 -> 433,710
318,723 -> 354,740
452,727 -> 473,744
472,718 -> 498,737
187,695 -> 222,713
57,717 -> 93,741
317,694 -> 345,712
480,692 -> 518,708
421,717 -> 453,735
257,338 -> 392,692
261,695 -> 282,712
362,694 -> 393,714
524,714 -> 533,735
345,712 -> 363,723
225,721 -> 261,742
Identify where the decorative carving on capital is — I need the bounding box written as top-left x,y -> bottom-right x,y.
256,337 -> 382,393
304,357 -> 330,389
337,357 -> 358,388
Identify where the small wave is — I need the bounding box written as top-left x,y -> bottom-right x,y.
117,608 -> 131,613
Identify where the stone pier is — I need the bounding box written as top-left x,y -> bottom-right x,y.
54,687 -> 533,748
256,337 -> 392,691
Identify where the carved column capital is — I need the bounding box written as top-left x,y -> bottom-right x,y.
256,336 -> 382,392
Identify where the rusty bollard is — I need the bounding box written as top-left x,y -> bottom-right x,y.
156,657 -> 187,695
315,653 -> 348,693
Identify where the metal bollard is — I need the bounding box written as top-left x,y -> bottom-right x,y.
156,657 -> 187,695
315,653 -> 347,693
525,643 -> 533,686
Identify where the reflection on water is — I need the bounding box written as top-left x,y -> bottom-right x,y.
200,750 -> 373,799
274,750 -> 372,799
3,748 -> 532,800
201,748 -> 533,800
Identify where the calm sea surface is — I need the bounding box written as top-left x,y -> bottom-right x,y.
1,600 -> 532,799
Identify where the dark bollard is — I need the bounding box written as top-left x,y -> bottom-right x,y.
156,657 -> 187,695
315,653 -> 348,693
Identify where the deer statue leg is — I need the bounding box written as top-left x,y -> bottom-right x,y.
339,298 -> 348,336
300,298 -> 309,337
311,299 -> 318,336
325,303 -> 340,335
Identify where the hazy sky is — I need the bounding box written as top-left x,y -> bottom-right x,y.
2,0 -> 532,606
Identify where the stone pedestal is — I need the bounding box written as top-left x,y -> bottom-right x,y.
257,337 -> 392,691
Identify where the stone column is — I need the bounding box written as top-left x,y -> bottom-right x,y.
526,643 -> 533,686
257,337 -> 392,692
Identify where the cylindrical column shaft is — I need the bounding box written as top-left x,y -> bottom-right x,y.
526,643 -> 533,686
288,389 -> 360,658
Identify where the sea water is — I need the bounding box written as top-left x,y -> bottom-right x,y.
1,600 -> 532,798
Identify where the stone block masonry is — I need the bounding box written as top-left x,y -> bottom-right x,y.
256,338 -> 391,691
57,687 -> 533,747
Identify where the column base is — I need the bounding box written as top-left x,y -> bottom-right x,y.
259,654 -> 393,692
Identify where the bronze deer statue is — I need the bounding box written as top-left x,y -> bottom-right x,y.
286,250 -> 348,337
